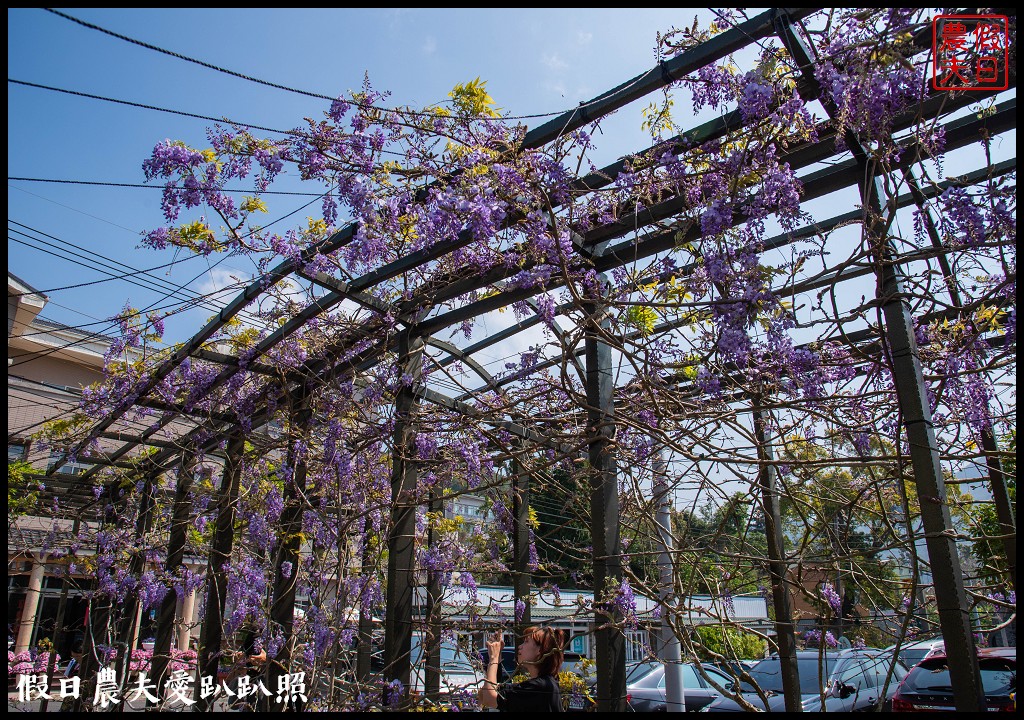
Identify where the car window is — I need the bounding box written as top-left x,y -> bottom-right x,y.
562,654 -> 592,680
657,664 -> 700,689
862,655 -> 905,686
480,649 -> 517,682
626,661 -> 660,684
901,658 -> 1016,696
442,656 -> 475,673
700,667 -> 734,689
899,649 -> 930,668
743,657 -> 837,695
837,660 -> 870,689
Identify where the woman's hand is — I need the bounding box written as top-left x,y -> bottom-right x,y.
479,631 -> 504,709
486,632 -> 504,665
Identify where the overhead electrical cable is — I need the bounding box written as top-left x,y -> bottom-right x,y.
41,7 -> 644,122
8,233 -> 251,328
10,220 -> 265,323
9,79 -> 413,161
9,78 -> 301,136
9,182 -> 333,299
8,177 -> 325,196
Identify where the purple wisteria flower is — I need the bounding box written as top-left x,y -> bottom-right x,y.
515,598 -> 526,622
820,582 -> 842,615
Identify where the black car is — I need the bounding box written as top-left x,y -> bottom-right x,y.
626,662 -> 736,712
701,649 -> 909,712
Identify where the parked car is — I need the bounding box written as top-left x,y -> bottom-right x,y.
626,660 -> 663,685
700,648 -> 909,712
892,646 -> 1016,712
883,637 -> 944,668
626,662 -> 736,712
409,638 -> 483,699
704,660 -> 759,684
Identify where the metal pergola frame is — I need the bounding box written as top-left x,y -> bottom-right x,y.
29,8 -> 1015,713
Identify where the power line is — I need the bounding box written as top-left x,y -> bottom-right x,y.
9,182 -> 331,300
7,237 -> 202,298
10,231 -> 210,312
8,78 -> 432,160
9,181 -> 334,369
8,233 -> 248,327
10,219 -> 264,323
41,8 -> 575,122
8,177 -> 325,196
9,78 -> 303,136
43,8 -> 337,101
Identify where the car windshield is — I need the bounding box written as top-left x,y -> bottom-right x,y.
562,654 -> 592,680
898,649 -> 931,668
411,638 -> 477,673
626,661 -> 661,684
901,658 -> 1016,696
742,657 -> 837,695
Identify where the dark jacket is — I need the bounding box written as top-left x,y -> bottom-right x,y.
497,674 -> 562,712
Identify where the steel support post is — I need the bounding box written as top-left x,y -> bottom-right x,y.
772,10 -> 986,711
265,384 -> 312,711
512,452 -> 533,643
150,453 -> 196,703
752,405 -> 802,712
904,171 -> 1016,594
73,488 -> 128,712
654,449 -> 684,712
195,433 -> 246,712
584,275 -> 626,712
874,273 -> 985,710
979,428 -> 1015,593
384,330 -> 424,704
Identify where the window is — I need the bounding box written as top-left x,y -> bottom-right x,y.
861,654 -> 906,687
837,660 -> 871,690
625,630 -> 651,663
8,443 -> 29,463
658,663 -> 701,688
700,666 -> 735,689
47,450 -> 92,476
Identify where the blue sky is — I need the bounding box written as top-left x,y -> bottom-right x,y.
8,7 -> 712,346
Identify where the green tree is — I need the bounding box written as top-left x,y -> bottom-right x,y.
8,460 -> 41,520
963,431 -> 1016,584
693,624 -> 767,661
778,435 -> 906,612
532,467 -> 593,589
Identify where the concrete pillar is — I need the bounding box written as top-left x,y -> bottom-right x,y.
15,553 -> 46,653
176,589 -> 196,651
654,450 -> 684,713
179,589 -> 196,651
129,603 -> 145,651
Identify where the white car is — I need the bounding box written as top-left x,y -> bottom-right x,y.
884,637 -> 944,668
408,637 -> 483,702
